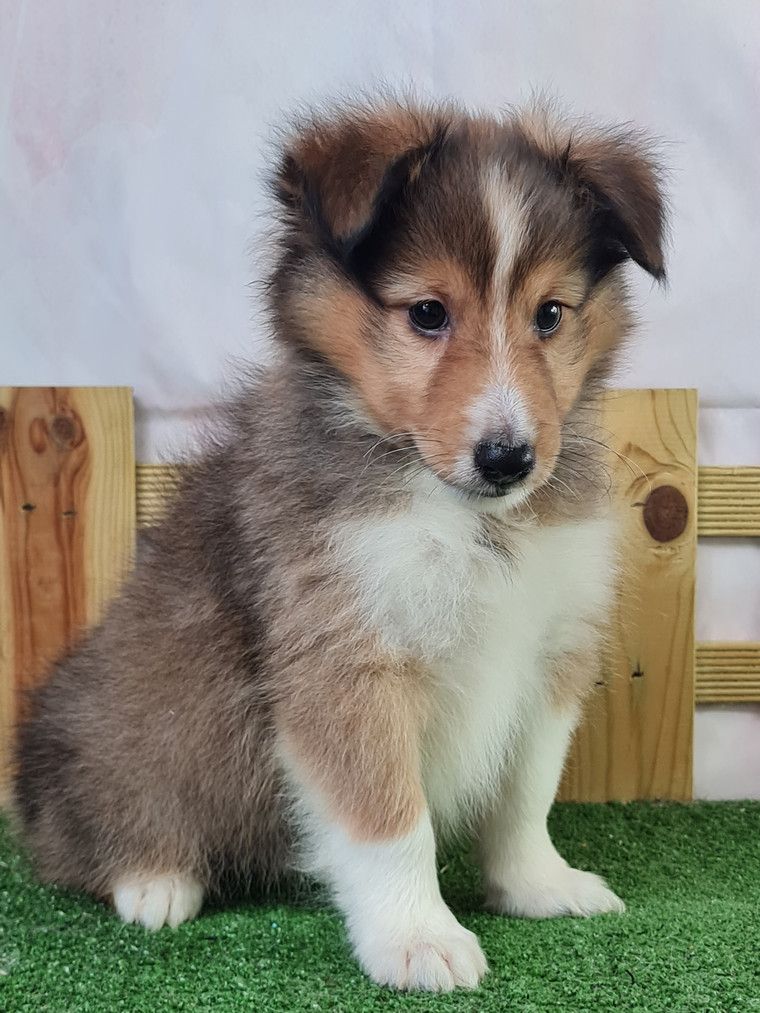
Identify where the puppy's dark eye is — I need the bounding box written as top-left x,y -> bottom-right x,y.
409,300 -> 449,334
534,301 -> 562,336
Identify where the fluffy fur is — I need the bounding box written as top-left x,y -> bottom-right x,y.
12,98 -> 666,992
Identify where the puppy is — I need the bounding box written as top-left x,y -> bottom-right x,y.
13,99 -> 666,992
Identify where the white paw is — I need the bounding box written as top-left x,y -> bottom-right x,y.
487,862 -> 625,919
112,872 -> 204,930
353,916 -> 488,992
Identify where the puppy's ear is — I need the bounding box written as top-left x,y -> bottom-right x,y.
521,109 -> 668,281
274,103 -> 450,269
567,128 -> 668,282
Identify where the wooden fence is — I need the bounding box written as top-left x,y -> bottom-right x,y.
1,386 -> 758,805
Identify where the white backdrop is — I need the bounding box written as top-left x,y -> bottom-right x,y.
2,0 -> 759,797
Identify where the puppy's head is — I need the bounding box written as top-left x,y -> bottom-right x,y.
270,100 -> 666,506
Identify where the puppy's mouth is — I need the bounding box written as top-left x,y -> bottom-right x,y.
372,434 -> 544,508
411,451 -> 541,510
412,437 -> 542,507
439,472 -> 538,509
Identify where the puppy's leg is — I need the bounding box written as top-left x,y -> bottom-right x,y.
479,654 -> 624,919
278,665 -> 487,992
315,810 -> 486,992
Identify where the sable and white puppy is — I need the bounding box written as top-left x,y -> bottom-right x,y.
14,99 -> 666,992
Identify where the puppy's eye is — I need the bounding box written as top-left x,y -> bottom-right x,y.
534,301 -> 562,336
409,300 -> 449,334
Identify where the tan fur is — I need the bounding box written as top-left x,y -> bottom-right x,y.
277,640 -> 428,843
264,539 -> 431,843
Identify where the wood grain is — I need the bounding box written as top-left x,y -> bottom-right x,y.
558,389 -> 697,802
0,388 -> 134,802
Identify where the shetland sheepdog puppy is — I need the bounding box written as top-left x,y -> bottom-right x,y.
14,98 -> 666,992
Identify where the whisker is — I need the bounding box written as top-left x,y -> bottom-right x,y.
546,474 -> 580,500
564,431 -> 650,487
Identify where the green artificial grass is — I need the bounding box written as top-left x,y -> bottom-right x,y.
1,803 -> 759,1012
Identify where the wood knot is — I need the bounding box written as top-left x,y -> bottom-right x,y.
643,485 -> 688,542
51,412 -> 84,450
29,417 -> 48,453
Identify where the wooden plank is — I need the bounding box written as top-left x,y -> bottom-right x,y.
0,387 -> 134,802
559,389 -> 697,802
695,642 -> 760,703
697,467 -> 760,536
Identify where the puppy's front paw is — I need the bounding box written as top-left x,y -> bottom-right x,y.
354,915 -> 487,991
487,863 -> 624,919
112,872 -> 204,929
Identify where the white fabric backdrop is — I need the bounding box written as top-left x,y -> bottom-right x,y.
1,0 -> 758,797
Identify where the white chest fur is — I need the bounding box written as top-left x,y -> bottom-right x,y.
331,481 -> 617,830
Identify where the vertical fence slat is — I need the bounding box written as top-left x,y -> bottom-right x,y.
0,387 -> 134,803
559,389 -> 697,802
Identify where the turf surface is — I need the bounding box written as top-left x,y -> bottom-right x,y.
1,803 -> 758,1011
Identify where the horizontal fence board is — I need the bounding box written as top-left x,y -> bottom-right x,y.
695,643 -> 760,703
136,463 -> 183,528
697,466 -> 760,536
136,468 -> 760,709
136,464 -> 760,536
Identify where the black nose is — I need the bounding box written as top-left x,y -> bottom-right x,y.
474,441 -> 535,489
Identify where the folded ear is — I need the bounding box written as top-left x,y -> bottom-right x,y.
518,108 -> 668,282
274,102 -> 450,268
566,127 -> 668,282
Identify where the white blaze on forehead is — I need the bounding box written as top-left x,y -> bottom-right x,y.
480,161 -> 530,354
478,162 -> 534,445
